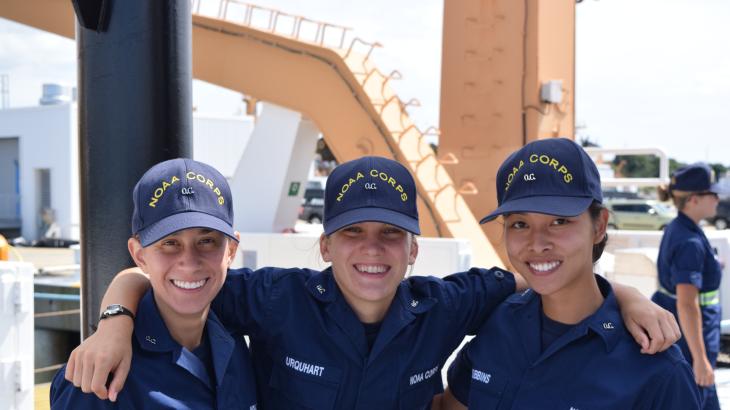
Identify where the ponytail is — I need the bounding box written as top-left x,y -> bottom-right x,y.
657,185 -> 671,202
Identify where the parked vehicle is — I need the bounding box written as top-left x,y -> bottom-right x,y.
298,178 -> 326,224
708,198 -> 730,230
602,190 -> 640,200
605,199 -> 676,230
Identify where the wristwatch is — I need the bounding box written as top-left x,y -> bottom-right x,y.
99,304 -> 135,321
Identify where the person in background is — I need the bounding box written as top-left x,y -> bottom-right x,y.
652,163 -> 723,410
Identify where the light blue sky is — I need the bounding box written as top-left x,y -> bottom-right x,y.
1,0 -> 728,164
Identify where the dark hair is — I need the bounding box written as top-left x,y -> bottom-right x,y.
588,201 -> 608,263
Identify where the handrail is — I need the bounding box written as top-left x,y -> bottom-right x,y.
190,0 -> 468,237
194,0 -> 352,49
35,308 -> 80,319
344,37 -> 382,63
35,363 -> 65,374
583,147 -> 670,188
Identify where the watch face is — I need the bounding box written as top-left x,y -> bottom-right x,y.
100,304 -> 133,321
102,305 -> 123,318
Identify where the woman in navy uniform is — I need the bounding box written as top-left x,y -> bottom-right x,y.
50,159 -> 258,409
439,139 -> 700,409
65,156 -> 678,409
651,163 -> 723,410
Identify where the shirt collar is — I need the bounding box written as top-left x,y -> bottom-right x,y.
583,275 -> 624,353
133,289 -> 179,353
305,267 -> 338,303
204,309 -> 235,387
396,278 -> 438,314
507,275 -> 623,353
677,211 -> 702,233
133,289 -> 237,388
507,287 -> 539,306
305,267 -> 437,313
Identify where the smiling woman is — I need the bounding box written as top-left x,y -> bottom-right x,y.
320,221 -> 418,323
59,155 -> 681,410
129,228 -> 234,319
440,138 -> 701,410
50,158 -> 258,410
59,156 -> 518,410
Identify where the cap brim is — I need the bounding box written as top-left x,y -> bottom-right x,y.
137,212 -> 238,247
324,207 -> 420,236
710,183 -> 722,195
480,196 -> 595,224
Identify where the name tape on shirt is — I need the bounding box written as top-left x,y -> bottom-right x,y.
285,356 -> 325,377
472,369 -> 492,384
409,365 -> 439,386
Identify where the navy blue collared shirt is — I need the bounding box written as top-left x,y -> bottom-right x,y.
50,290 -> 258,410
211,266 -> 515,409
652,211 -> 722,356
448,276 -> 701,409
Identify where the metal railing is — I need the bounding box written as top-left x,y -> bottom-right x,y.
583,147 -> 670,188
33,292 -> 81,375
192,0 -> 352,49
191,0 -> 463,231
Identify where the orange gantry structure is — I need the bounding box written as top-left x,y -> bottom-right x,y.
0,0 -> 576,268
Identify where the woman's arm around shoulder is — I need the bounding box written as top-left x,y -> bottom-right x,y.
433,267 -> 517,334
64,267 -> 149,401
611,281 -> 681,354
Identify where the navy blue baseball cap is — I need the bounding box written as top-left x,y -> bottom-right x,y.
670,163 -> 720,193
481,138 -> 602,223
323,156 -> 420,235
131,158 -> 237,247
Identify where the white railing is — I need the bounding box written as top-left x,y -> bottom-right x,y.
583,147 -> 670,188
192,0 -> 352,49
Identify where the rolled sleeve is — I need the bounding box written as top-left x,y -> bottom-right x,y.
446,343 -> 474,406
211,267 -> 277,337
441,267 -> 516,335
670,240 -> 705,289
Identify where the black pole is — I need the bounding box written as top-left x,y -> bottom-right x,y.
74,0 -> 192,339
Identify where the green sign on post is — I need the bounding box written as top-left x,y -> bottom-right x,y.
288,181 -> 301,196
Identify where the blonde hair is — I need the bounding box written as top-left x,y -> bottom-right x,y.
657,185 -> 693,211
